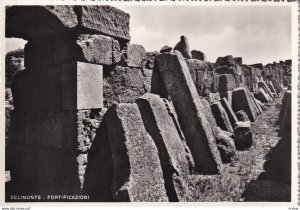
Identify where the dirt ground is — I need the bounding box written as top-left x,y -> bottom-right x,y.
188,91 -> 289,202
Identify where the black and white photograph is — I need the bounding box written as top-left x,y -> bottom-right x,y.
2,1 -> 298,207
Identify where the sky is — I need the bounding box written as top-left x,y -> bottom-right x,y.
6,5 -> 292,65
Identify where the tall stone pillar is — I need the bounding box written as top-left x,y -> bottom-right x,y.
5,5 -> 129,201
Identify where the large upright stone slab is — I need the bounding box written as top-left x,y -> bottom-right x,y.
258,81 -> 274,100
105,103 -> 168,202
155,51 -> 222,174
220,97 -> 238,128
250,92 -> 263,114
256,87 -> 271,103
278,91 -> 291,135
200,98 -> 218,132
232,87 -> 256,122
136,93 -> 194,201
211,102 -> 233,133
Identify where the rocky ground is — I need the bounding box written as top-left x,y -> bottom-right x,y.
188,90 -> 287,201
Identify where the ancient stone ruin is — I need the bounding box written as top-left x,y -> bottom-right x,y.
5,5 -> 292,202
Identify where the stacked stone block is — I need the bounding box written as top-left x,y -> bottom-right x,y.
5,5 -> 130,199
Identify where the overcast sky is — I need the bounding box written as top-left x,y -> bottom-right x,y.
6,5 -> 291,65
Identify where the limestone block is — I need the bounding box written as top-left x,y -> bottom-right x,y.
155,51 -> 222,174
6,144 -> 80,199
200,98 -> 218,132
220,91 -> 233,107
211,102 -> 233,133
215,129 -> 236,163
256,87 -> 271,103
250,92 -> 263,114
218,74 -> 236,92
62,62 -> 103,110
191,50 -> 205,61
160,45 -> 172,53
103,66 -> 153,108
120,44 -> 147,68
78,5 -> 130,41
174,36 -> 191,59
234,121 -> 253,150
235,110 -> 250,122
81,123 -> 114,201
24,34 -> 118,67
6,6 -> 77,39
105,103 -> 168,202
279,91 -> 291,134
12,62 -> 103,110
232,87 -> 256,122
136,93 -> 193,201
220,97 -> 238,128
208,92 -> 221,104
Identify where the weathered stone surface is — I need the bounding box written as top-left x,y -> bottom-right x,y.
250,92 -> 263,114
6,6 -> 78,39
62,62 -> 103,110
234,121 -> 253,150
24,34 -> 118,67
136,93 -> 193,201
279,91 -> 291,135
8,110 -> 78,149
232,87 -> 256,122
220,97 -> 238,128
105,103 -> 168,201
271,79 -> 280,93
146,51 -> 159,69
215,129 -> 236,163
258,81 -> 274,100
248,90 -> 260,115
208,92 -> 221,104
255,98 -> 265,110
82,122 -> 113,201
256,87 -> 271,103
211,102 -> 233,133
77,5 -> 130,41
235,110 -> 249,122
267,81 -> 278,97
5,49 -> 25,88
215,55 -> 236,67
218,74 -> 236,92
243,180 -> 291,202
12,62 -> 103,110
234,57 -> 242,65
185,59 -> 214,97
160,45 -> 172,53
191,50 -> 205,61
220,91 -> 232,107
6,144 -> 81,200
215,66 -> 235,75
174,36 -> 191,59
75,34 -> 115,65
200,98 -> 218,132
120,44 -> 147,68
103,66 -> 152,108
155,51 -> 222,174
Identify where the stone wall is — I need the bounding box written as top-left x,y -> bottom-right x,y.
5,5 -> 292,202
